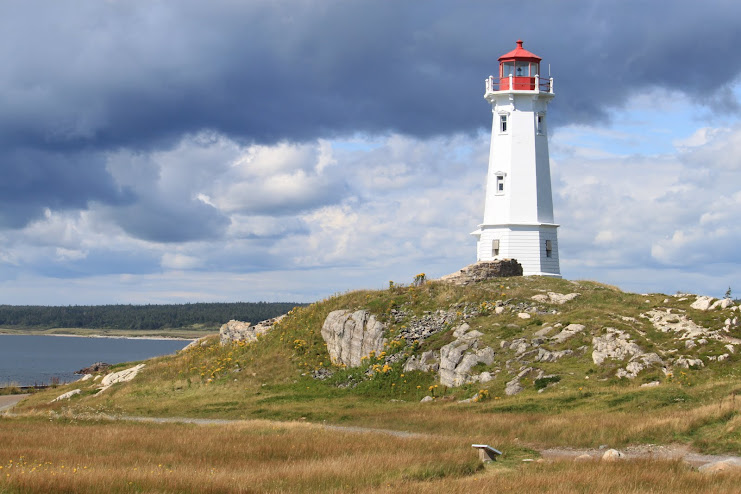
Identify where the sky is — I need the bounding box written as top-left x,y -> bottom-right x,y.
1,0 -> 740,305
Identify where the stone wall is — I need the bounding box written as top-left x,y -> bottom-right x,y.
440,260 -> 523,285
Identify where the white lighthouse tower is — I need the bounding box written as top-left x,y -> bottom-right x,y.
471,40 -> 561,277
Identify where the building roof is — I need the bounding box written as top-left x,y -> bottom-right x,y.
498,40 -> 542,62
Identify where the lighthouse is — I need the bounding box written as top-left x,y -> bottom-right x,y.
471,40 -> 561,277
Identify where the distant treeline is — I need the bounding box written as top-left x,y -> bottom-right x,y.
0,302 -> 304,330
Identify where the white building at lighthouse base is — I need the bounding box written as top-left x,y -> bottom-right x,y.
472,223 -> 560,277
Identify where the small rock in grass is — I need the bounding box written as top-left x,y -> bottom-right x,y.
420,395 -> 434,403
51,389 -> 81,403
518,313 -> 531,319
601,449 -> 624,461
698,459 -> 741,473
574,454 -> 593,462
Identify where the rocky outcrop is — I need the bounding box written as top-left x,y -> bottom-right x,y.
182,335 -> 211,351
505,367 -> 533,396
321,310 -> 387,367
690,296 -> 715,311
592,328 -> 664,379
75,362 -> 111,375
690,295 -> 735,311
219,315 -> 285,346
395,309 -> 457,344
592,329 -> 643,365
641,309 -> 713,339
403,350 -> 440,373
531,292 -> 580,305
551,324 -> 586,344
440,260 -> 523,285
438,323 -> 495,387
710,298 -> 735,310
51,389 -> 81,403
98,364 -> 146,393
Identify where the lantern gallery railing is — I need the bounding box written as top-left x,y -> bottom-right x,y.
485,74 -> 553,94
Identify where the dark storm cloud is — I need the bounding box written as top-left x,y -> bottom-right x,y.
0,148 -> 132,228
1,0 -> 740,233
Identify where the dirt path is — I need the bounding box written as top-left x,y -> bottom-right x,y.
541,444 -> 741,468
4,409 -> 739,467
0,394 -> 29,412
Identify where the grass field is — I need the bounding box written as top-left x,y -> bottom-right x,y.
6,277 -> 741,491
0,416 -> 740,493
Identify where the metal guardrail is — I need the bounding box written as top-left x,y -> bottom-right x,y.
485,74 -> 553,94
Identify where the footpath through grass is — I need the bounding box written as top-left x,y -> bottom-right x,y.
1,415 -> 740,494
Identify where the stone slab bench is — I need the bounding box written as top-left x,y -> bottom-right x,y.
472,444 -> 502,462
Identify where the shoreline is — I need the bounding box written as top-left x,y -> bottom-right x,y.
0,332 -> 204,341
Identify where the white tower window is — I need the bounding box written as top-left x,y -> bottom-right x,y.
545,239 -> 553,258
495,173 -> 505,194
536,114 -> 545,135
492,239 -> 500,257
499,114 -> 508,133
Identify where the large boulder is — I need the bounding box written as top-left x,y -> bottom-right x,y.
438,324 -> 496,387
321,310 -> 387,367
691,296 -> 714,311
97,364 -> 146,393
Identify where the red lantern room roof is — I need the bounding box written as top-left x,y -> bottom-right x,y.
498,40 -> 542,63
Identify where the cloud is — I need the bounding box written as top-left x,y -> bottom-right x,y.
0,1 -> 740,302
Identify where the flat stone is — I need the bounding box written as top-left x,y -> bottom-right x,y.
601,449 -> 624,461
51,389 -> 81,403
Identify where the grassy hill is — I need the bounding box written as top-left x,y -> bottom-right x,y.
7,275 -> 741,492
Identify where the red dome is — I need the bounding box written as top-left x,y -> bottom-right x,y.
498,40 -> 542,62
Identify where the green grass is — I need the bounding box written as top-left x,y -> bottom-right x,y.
12,277 -> 741,457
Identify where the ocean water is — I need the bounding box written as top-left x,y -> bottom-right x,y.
0,334 -> 189,386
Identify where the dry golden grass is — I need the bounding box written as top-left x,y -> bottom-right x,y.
2,416 -> 740,493
378,459 -> 741,494
0,416 -> 479,493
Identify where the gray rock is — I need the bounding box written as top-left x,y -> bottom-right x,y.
505,378 -> 524,396
710,298 -> 734,310
601,449 -> 624,461
641,309 -> 713,339
220,315 -> 285,346
691,296 -> 715,311
675,356 -> 704,369
98,364 -> 146,393
403,350 -> 439,373
438,327 -> 495,387
616,353 -> 663,379
51,389 -> 81,403
592,328 -> 643,365
321,310 -> 387,367
698,459 -> 741,473
420,395 -> 434,403
533,326 -> 554,337
551,324 -> 586,344
535,347 -> 573,363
